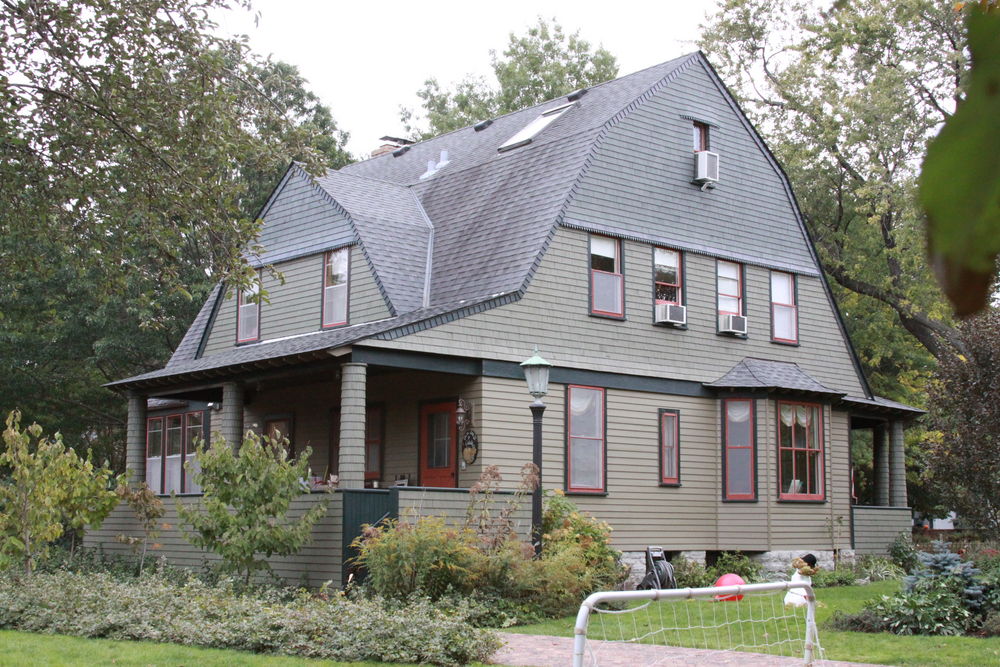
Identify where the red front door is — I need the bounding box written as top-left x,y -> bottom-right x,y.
419,401 -> 457,488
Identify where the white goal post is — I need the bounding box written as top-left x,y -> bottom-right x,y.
572,580 -> 821,667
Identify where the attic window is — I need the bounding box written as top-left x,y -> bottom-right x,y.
498,102 -> 575,153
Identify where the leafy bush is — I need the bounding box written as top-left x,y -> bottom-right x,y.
670,557 -> 716,588
812,566 -> 857,588
864,579 -> 972,635
857,555 -> 905,582
0,570 -> 498,665
710,551 -> 764,583
982,611 -> 1000,637
905,541 -> 985,613
889,531 -> 920,573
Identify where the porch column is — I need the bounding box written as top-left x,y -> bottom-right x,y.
338,362 -> 367,489
889,420 -> 908,507
125,390 -> 147,486
220,381 -> 245,448
873,423 -> 890,506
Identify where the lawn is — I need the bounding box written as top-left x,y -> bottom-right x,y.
512,580 -> 1000,666
0,630 -> 407,667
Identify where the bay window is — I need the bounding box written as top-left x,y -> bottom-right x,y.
322,248 -> 349,328
778,402 -> 824,501
567,385 -> 605,493
590,235 -> 624,317
723,399 -> 755,500
771,271 -> 798,343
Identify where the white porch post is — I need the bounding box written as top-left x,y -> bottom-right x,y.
220,381 -> 245,448
874,423 -> 890,507
889,420 -> 908,507
338,362 -> 367,489
125,390 -> 147,485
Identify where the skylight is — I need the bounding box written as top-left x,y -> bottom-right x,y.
498,102 -> 576,153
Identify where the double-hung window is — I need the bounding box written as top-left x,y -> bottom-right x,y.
723,399 -> 755,501
778,402 -> 824,500
590,235 -> 624,317
237,279 -> 260,343
322,248 -> 349,328
567,385 -> 605,493
693,121 -> 709,152
770,271 -> 798,343
717,261 -> 743,318
654,248 -> 682,306
660,410 -> 680,485
146,411 -> 206,494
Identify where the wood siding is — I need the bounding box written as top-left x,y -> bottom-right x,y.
82,493 -> 343,587
477,376 -> 853,553
853,506 -> 912,555
364,227 -> 866,397
395,488 -> 531,540
202,245 -> 391,357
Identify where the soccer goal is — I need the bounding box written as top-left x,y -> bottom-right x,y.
572,580 -> 822,666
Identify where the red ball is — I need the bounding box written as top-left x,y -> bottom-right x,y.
713,573 -> 746,601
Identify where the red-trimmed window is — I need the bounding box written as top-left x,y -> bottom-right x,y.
693,121 -> 709,152
567,385 -> 605,493
771,271 -> 798,343
654,248 -> 682,306
660,410 -> 680,485
717,260 -> 743,317
146,411 -> 204,494
365,406 -> 383,481
778,402 -> 824,500
590,235 -> 624,317
322,248 -> 349,328
723,399 -> 755,500
237,280 -> 260,343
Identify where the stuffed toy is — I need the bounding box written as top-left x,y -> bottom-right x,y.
784,553 -> 819,607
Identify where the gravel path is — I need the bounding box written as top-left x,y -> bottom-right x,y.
491,632 -> 884,666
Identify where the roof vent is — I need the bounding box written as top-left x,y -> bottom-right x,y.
567,88 -> 588,101
473,119 -> 494,132
419,150 -> 451,180
392,145 -> 411,158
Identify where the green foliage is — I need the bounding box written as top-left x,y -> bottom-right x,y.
848,579 -> 973,636
401,18 -> 618,138
928,309 -> 1000,538
812,566 -> 858,589
670,557 -> 716,589
177,432 -> 327,584
0,411 -> 120,574
114,483 -> 165,575
889,531 -> 921,573
920,6 -> 1000,316
0,570 -> 499,666
857,555 -> 906,582
905,541 -> 985,613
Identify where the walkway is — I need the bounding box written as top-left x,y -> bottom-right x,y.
493,632 -> 881,666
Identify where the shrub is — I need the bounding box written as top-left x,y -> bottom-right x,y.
904,541 -> 984,613
540,491 -> 628,594
866,579 -> 973,635
0,570 -> 499,665
710,551 -> 764,583
889,531 -> 920,573
812,566 -> 857,588
982,611 -> 1000,637
857,555 -> 905,582
671,557 -> 716,588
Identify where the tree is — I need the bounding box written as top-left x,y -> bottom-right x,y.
0,410 -> 121,574
114,483 -> 166,575
699,1 -> 968,369
177,432 -> 328,585
927,308 -> 1000,538
401,18 -> 619,139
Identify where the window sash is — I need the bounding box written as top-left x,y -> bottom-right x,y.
660,412 -> 679,484
567,386 -> 605,492
184,412 -> 203,495
724,399 -> 755,500
590,236 -> 623,317
147,411 -> 204,495
654,248 -> 682,305
322,249 -> 349,327
778,402 -> 824,500
717,261 -> 743,315
693,122 -> 709,152
770,272 -> 797,342
145,417 -> 164,494
365,407 -> 382,479
237,281 -> 260,342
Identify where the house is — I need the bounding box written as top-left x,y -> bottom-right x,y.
85,52 -> 920,584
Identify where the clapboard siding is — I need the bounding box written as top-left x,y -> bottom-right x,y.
364,227 -> 866,397
202,245 -> 390,357
83,493 -> 343,587
395,488 -> 532,540
853,506 -> 912,555
477,377 -> 853,553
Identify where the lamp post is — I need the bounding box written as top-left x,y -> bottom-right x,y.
520,346 -> 552,556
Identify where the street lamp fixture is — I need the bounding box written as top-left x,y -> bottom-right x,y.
521,346 -> 552,556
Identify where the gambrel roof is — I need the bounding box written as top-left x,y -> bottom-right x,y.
111,52 -> 880,404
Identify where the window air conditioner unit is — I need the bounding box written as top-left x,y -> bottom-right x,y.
694,151 -> 720,183
720,314 -> 748,335
655,303 -> 687,326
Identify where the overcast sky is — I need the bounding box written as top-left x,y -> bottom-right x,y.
215,1 -> 719,156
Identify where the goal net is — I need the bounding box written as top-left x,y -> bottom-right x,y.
572,580 -> 824,666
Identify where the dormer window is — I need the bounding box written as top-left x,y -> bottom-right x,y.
693,121 -> 709,152
322,248 -> 349,328
236,277 -> 260,343
498,102 -> 575,152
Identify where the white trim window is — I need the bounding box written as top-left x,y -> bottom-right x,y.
717,260 -> 743,316
771,271 -> 798,343
654,248 -> 682,306
322,248 -> 349,328
237,279 -> 260,343
590,235 -> 624,317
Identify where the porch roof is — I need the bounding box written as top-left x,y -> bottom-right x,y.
838,394 -> 926,418
704,358 -> 845,398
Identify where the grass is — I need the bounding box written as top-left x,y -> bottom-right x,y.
0,630 -> 406,666
512,580 -> 1000,666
